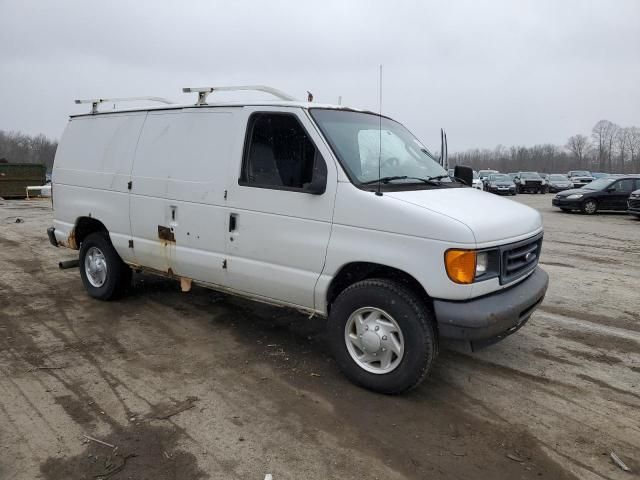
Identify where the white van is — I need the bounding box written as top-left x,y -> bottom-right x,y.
48,86 -> 548,393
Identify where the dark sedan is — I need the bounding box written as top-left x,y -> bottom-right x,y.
552,175 -> 640,214
547,174 -> 573,193
629,190 -> 640,217
514,172 -> 545,193
483,173 -> 517,195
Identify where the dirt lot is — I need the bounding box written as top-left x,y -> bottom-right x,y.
1,194 -> 638,480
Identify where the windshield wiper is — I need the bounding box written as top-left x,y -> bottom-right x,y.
362,176 -> 407,184
361,176 -> 444,186
425,174 -> 450,182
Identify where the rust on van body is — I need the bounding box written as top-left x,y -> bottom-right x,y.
158,225 -> 175,243
58,228 -> 78,250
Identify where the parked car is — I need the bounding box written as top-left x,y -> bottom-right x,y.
552,175 -> 640,214
591,172 -> 608,179
48,86 -> 548,394
478,170 -> 499,190
539,173 -> 550,193
567,170 -> 595,188
508,173 -> 518,181
483,173 -> 517,195
514,172 -> 545,193
472,170 -> 483,190
628,189 -> 640,218
547,174 -> 573,193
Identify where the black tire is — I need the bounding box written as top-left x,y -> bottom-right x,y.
582,199 -> 598,215
79,232 -> 131,300
327,278 -> 437,394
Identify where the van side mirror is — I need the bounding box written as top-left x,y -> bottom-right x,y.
302,152 -> 327,195
454,165 -> 473,187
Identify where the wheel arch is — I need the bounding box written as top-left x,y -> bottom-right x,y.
67,216 -> 109,249
326,262 -> 432,314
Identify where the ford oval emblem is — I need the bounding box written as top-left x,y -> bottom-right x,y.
525,252 -> 533,262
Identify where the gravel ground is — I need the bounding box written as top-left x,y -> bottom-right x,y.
0,194 -> 638,480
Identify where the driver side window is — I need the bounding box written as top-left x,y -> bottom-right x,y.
613,179 -> 634,192
240,112 -> 327,192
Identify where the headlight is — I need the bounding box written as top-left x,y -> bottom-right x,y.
567,194 -> 583,199
476,252 -> 488,275
541,179 -> 546,185
445,249 -> 498,284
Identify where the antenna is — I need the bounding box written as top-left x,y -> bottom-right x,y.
440,128 -> 445,167
376,65 -> 383,197
444,131 -> 448,170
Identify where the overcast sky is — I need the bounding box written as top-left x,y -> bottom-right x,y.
1,0 -> 638,151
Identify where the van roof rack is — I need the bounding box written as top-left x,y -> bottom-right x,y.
75,96 -> 175,114
182,85 -> 297,105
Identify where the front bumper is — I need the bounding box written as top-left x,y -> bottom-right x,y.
433,267 -> 549,349
552,197 -> 581,208
549,185 -> 571,193
518,183 -> 543,191
487,186 -> 516,194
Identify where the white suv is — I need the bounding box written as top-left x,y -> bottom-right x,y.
48,86 -> 548,393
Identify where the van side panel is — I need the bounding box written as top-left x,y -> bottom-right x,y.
52,113 -> 146,261
129,109 -> 235,285
314,182 -> 478,312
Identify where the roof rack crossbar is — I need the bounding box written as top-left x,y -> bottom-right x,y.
74,96 -> 175,114
182,85 -> 297,105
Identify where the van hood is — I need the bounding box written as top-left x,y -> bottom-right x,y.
385,187 -> 542,245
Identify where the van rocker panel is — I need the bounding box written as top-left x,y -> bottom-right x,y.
433,267 -> 548,344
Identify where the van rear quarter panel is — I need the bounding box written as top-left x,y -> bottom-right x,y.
52,113 -> 146,261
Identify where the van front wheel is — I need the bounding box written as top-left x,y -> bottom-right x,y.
79,232 -> 131,300
328,279 -> 437,394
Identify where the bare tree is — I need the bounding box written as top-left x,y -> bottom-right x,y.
0,129 -> 58,171
627,127 -> 640,173
614,128 -> 629,173
591,120 -> 618,171
566,134 -> 590,169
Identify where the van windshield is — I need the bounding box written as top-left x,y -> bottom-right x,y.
310,109 -> 450,188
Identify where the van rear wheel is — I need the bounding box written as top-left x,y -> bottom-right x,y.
79,232 -> 131,300
328,278 -> 437,394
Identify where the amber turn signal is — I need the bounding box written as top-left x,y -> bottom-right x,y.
444,250 -> 477,284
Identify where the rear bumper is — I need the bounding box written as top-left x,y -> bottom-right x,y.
47,227 -> 58,247
433,267 -> 549,349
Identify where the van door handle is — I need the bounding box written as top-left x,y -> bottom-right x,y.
229,213 -> 237,232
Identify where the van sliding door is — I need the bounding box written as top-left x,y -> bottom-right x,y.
129,109 -> 235,286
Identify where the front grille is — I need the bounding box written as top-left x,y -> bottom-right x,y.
500,233 -> 543,284
629,197 -> 640,209
524,180 -> 541,186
